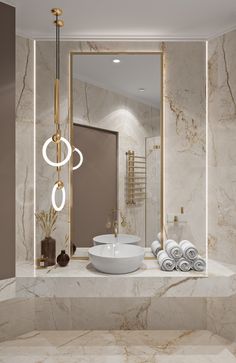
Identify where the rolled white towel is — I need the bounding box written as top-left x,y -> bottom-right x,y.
176,258 -> 191,272
179,240 -> 198,260
192,255 -> 206,272
165,239 -> 182,259
151,240 -> 162,257
157,232 -> 162,241
157,250 -> 176,271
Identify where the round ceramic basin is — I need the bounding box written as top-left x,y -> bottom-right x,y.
93,234 -> 141,246
88,243 -> 145,274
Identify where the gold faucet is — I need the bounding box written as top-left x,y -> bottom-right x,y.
113,220 -> 118,238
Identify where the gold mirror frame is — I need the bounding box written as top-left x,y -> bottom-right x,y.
68,50 -> 165,257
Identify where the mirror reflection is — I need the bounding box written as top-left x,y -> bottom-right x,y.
71,54 -> 162,249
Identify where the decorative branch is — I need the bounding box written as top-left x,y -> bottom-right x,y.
35,207 -> 58,238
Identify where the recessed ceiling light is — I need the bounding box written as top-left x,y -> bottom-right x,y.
113,58 -> 120,64
139,88 -> 145,92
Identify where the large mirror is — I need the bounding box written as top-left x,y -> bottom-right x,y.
70,53 -> 163,251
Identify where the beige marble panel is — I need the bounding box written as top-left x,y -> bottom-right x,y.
207,295 -> 236,342
34,297 -> 206,331
0,330 -> 235,363
15,259 -> 236,299
16,36 -> 34,262
146,136 -> 161,245
208,30 -> 236,264
0,298 -> 35,342
164,42 -> 206,256
0,278 -> 15,302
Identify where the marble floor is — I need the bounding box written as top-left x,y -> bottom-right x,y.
0,330 -> 235,363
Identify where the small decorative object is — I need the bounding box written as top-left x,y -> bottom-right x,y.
57,250 -> 70,267
36,207 -> 58,266
71,243 -> 76,255
39,255 -> 48,268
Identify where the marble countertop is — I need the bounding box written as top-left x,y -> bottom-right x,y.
13,259 -> 236,298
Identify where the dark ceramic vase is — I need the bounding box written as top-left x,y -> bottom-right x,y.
71,243 -> 76,255
57,250 -> 70,267
41,237 -> 56,266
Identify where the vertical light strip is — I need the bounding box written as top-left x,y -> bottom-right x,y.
33,39 -> 36,276
205,40 -> 209,275
161,49 -> 166,246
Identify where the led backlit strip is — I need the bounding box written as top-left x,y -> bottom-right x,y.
42,8 -> 83,211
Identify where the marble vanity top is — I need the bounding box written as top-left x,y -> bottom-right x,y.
11,259 -> 236,299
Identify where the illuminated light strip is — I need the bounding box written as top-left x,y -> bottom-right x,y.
205,40 -> 209,275
33,39 -> 36,274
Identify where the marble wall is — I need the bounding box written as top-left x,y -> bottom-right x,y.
164,42 -> 206,256
16,36 -> 34,262
15,37 -> 207,262
208,30 -> 236,264
146,136 -> 161,245
35,40 -> 207,259
35,41 -> 164,258
73,78 -> 160,245
207,295 -> 236,342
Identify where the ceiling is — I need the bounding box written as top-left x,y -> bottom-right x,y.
73,54 -> 161,107
3,0 -> 236,40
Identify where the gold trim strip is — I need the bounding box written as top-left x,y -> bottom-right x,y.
54,79 -> 60,124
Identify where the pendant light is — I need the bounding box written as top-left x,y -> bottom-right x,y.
42,8 -> 83,211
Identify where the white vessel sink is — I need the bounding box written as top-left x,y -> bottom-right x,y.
93,234 -> 141,246
88,243 -> 145,274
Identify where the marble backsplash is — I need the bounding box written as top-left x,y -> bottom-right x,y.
164,42 -> 206,255
208,30 -> 236,264
35,40 -> 207,259
15,37 -> 207,262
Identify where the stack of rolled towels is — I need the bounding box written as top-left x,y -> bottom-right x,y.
151,238 -> 206,272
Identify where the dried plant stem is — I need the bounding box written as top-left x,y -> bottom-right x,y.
35,207 -> 58,238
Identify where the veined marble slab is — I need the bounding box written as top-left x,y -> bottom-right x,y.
14,259 -> 236,298
0,278 -> 16,302
0,330 -> 235,362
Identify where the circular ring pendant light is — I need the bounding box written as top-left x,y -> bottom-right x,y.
42,137 -> 72,167
41,8 -> 83,213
